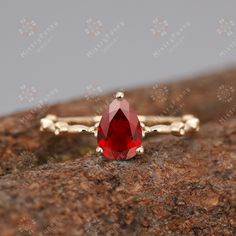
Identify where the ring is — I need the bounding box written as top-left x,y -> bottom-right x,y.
40,91 -> 200,160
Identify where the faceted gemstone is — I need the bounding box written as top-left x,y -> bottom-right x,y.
97,98 -> 142,160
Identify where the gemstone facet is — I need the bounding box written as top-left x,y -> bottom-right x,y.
97,98 -> 142,160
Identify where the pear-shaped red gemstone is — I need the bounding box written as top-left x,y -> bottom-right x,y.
97,98 -> 142,160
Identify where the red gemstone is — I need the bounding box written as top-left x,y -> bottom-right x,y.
97,98 -> 142,160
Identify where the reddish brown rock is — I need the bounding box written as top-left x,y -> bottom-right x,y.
0,68 -> 236,235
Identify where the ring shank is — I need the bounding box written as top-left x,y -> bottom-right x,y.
40,114 -> 199,137
56,115 -> 183,126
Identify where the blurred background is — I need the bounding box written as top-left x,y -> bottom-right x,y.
0,0 -> 236,115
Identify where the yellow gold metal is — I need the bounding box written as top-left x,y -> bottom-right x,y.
96,147 -> 103,154
40,92 -> 200,140
40,114 -> 200,137
40,91 -> 200,157
136,146 -> 144,155
115,91 -> 124,99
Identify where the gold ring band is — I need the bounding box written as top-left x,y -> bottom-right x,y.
40,91 -> 200,160
40,114 -> 199,136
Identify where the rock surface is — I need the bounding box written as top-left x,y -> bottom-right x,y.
0,68 -> 236,235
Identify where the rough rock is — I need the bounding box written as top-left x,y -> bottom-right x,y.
0,68 -> 236,235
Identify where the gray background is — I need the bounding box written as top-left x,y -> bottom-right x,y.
1,0 -> 236,115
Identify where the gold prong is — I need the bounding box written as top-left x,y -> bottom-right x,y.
140,123 -> 146,137
94,122 -> 99,128
96,147 -> 103,154
115,91 -> 124,99
46,114 -> 57,121
136,146 -> 144,155
55,129 -> 60,135
140,122 -> 145,128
